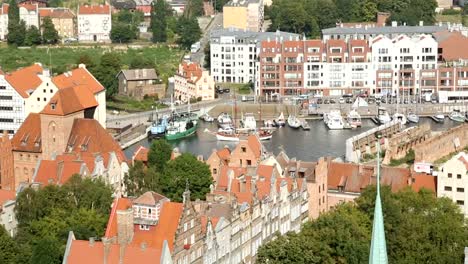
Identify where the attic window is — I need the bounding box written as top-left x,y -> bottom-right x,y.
241,147 -> 246,153
51,103 -> 56,110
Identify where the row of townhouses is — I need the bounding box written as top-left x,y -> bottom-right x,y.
0,3 -> 111,42
174,62 -> 215,103
210,26 -> 468,97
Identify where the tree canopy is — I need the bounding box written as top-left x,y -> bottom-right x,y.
148,139 -> 172,172
151,0 -> 170,42
92,52 -> 121,98
257,186 -> 468,263
42,17 -> 59,44
24,26 -> 42,46
176,16 -> 202,49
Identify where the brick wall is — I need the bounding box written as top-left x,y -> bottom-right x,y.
0,132 -> 14,190
383,123 -> 431,164
414,124 -> 468,163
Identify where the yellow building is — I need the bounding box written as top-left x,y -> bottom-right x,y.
223,0 -> 263,32
39,8 -> 76,38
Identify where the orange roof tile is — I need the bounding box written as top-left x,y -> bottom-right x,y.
0,189 -> 15,205
39,8 -> 75,18
200,216 -> 219,234
133,146 -> 148,162
216,166 -> 247,190
257,164 -> 273,180
180,62 -> 203,82
66,119 -> 126,163
66,240 -> 161,264
5,64 -> 43,98
34,159 -> 85,186
247,135 -> 261,159
78,5 -> 111,15
41,85 -> 98,115
411,173 -> 437,193
11,113 -> 42,153
217,148 -> 230,160
19,3 -> 38,12
104,197 -> 133,238
52,67 -> 104,94
255,180 -> 271,200
458,155 -> 468,170
133,191 -> 168,206
0,4 -> 9,15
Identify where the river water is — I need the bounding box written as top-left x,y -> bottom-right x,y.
124,118 -> 461,161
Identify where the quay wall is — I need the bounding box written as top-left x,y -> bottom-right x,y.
414,123 -> 468,163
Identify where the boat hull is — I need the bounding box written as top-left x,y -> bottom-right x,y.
148,131 -> 165,139
216,133 -> 240,142
165,124 -> 198,140
449,116 -> 465,122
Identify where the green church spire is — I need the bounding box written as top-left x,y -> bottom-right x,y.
369,133 -> 388,264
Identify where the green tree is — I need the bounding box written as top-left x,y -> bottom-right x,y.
176,16 -> 202,49
148,139 -> 172,171
7,0 -> 19,22
151,0 -> 169,42
30,237 -> 62,264
187,0 -> 204,17
130,55 -> 155,69
93,52 -> 121,98
214,0 -> 227,11
125,161 -> 162,197
203,42 -> 211,68
110,22 -> 135,43
42,17 -> 59,44
160,153 -> 212,201
7,20 -> 26,46
0,226 -> 18,264
24,25 -> 42,46
76,54 -> 96,72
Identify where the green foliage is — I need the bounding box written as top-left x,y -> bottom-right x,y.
160,153 -> 212,202
125,161 -> 162,197
203,43 -> 210,68
176,16 -> 202,49
25,26 -> 42,46
111,22 -> 136,43
259,186 -> 468,263
93,52 -> 121,98
130,55 -> 155,69
389,149 -> 415,166
0,226 -> 19,264
7,0 -> 19,22
151,0 -> 169,42
214,0 -> 228,11
187,0 -> 204,17
7,20 -> 26,46
148,139 -> 172,172
42,17 -> 59,44
14,175 -> 113,263
441,8 -> 461,15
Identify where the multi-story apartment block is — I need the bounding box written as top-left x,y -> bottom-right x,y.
210,29 -> 298,83
223,0 -> 264,32
437,152 -> 468,217
0,4 -> 7,40
256,34 -> 463,97
77,5 -> 111,43
19,3 -> 39,28
174,62 -> 215,102
39,8 -> 76,38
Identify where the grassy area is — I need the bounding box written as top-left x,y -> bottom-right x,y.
389,149 -> 415,167
0,46 -> 184,82
436,14 -> 462,24
107,95 -> 168,112
218,82 -> 253,95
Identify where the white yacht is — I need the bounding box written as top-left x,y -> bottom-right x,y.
393,113 -> 407,125
407,112 -> 419,123
433,112 -> 445,123
241,113 -> 256,130
324,110 -> 344,130
287,115 -> 301,128
449,110 -> 465,122
377,107 -> 391,124
217,112 -> 233,129
346,109 -> 362,128
275,112 -> 286,127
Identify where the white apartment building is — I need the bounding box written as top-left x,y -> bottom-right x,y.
437,152 -> 468,217
19,4 -> 39,29
174,62 -> 215,102
77,5 -> 111,43
210,29 -> 299,83
0,4 -> 7,40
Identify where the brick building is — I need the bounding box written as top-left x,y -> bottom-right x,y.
0,132 -> 14,190
117,68 -> 165,100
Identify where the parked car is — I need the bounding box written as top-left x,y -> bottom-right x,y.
339,97 -> 345,104
323,99 -> 330,104
317,98 -> 323,104
345,98 -> 353,104
223,88 -> 230,93
330,98 -> 336,104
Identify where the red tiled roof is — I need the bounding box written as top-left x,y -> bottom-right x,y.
34,159 -> 85,186
5,64 -> 43,98
52,67 -> 105,94
255,180 -> 270,200
78,5 -> 111,15
257,164 -> 273,180
233,191 -> 253,204
180,62 -> 203,82
0,189 -> 15,205
411,173 -> 437,193
458,154 -> 468,170
247,135 -> 261,159
0,4 -> 9,15
133,146 -> 148,162
41,85 -> 98,115
133,191 -> 168,206
104,197 -> 133,238
66,240 -> 161,264
217,148 -> 230,160
39,8 -> 75,18
434,31 -> 468,61
11,113 -> 42,153
66,119 -> 126,163
200,216 -> 220,234
19,3 -> 38,11
216,166 -> 247,190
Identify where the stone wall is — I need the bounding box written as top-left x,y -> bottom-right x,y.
414,124 -> 468,163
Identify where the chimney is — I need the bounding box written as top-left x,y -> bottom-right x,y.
419,21 -> 423,26
116,208 -> 134,245
89,237 -> 95,247
102,237 -> 112,264
227,169 -> 234,192
377,12 -> 390,27
78,63 -> 86,69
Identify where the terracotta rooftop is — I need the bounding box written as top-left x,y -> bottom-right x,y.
247,135 -> 261,159
133,191 -> 168,206
459,155 -> 468,170
19,3 -> 38,11
5,64 -> 43,98
0,189 -> 15,205
52,66 -> 105,94
11,113 -> 42,153
104,197 -> 133,238
66,119 -> 126,163
65,239 -> 162,264
434,31 -> 468,61
0,4 -> 9,15
41,85 -> 98,115
39,8 -> 75,19
256,164 -> 274,180
180,62 -> 203,82
216,147 -> 231,161
411,173 -> 437,193
132,146 -> 148,163
78,5 -> 111,15
200,216 -> 220,234
33,159 -> 86,186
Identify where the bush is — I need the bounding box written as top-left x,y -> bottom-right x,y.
389,149 -> 415,166
441,9 -> 461,15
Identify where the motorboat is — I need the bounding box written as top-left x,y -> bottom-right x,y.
407,112 -> 419,123
216,130 -> 240,142
346,109 -> 362,127
433,112 -> 445,123
165,114 -> 198,141
301,119 -> 311,130
324,110 -> 344,130
393,113 -> 407,125
287,115 -> 301,128
240,113 -> 257,130
200,113 -> 214,122
274,112 -> 286,127
148,115 -> 169,139
217,112 -> 233,129
377,107 -> 391,124
449,110 -> 466,122
257,129 -> 273,141
264,119 -> 275,128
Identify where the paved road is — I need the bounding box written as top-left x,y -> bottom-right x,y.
191,13 -> 223,67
